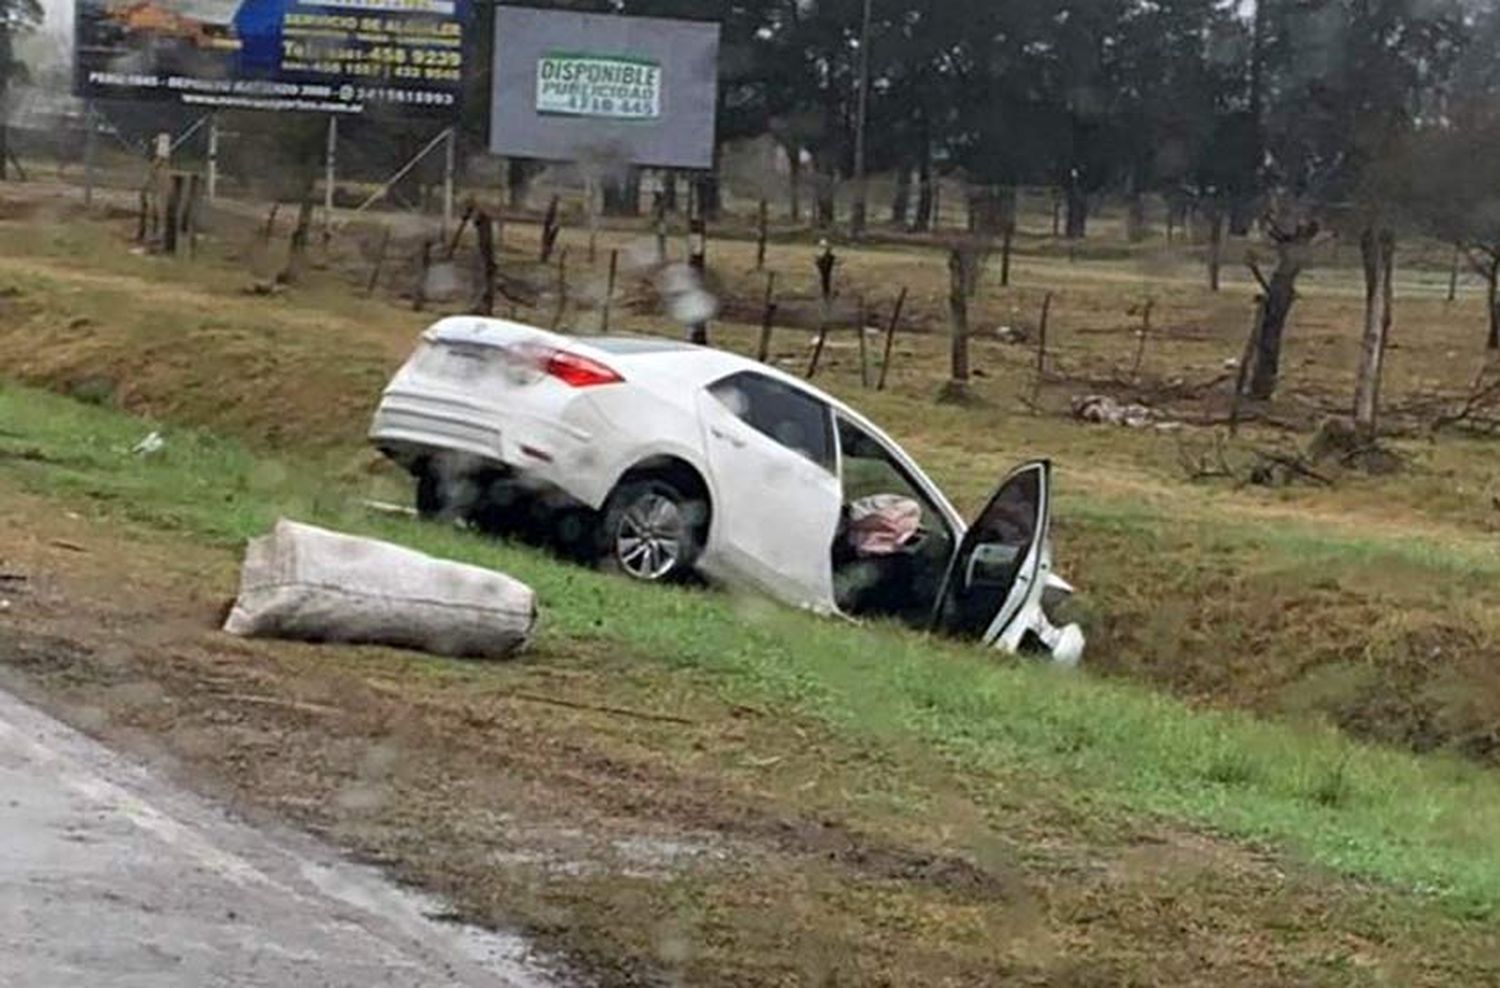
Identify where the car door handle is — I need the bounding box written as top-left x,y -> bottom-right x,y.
709,426 -> 746,448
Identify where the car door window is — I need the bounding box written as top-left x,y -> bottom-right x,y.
832,417 -> 955,623
708,372 -> 834,471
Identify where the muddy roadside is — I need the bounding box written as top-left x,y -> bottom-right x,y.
2,483 -> 1497,986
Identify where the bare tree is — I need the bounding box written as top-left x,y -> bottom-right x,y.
1245,217 -> 1319,400
1466,246 -> 1500,351
1353,226 -> 1395,438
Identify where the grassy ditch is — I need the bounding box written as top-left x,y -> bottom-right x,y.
6,380 -> 1500,923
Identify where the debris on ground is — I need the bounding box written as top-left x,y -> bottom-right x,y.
1072,394 -> 1156,428
1178,435 -> 1335,488
362,499 -> 418,519
131,431 -> 166,457
224,519 -> 537,659
1308,417 -> 1404,475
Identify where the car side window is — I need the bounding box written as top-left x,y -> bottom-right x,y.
708,372 -> 835,471
835,417 -> 953,542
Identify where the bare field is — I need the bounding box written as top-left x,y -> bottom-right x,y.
4,185 -> 1500,983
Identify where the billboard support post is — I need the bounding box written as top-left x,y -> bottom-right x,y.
324,116 -> 338,240
442,128 -> 456,239
206,115 -> 219,202
83,100 -> 96,208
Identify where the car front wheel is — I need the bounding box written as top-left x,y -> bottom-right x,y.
599,479 -> 702,583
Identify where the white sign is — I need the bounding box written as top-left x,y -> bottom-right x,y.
536,53 -> 661,120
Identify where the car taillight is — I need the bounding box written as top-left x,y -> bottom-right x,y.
508,342 -> 623,387
527,347 -> 623,388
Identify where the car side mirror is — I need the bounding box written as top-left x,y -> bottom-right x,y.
965,541 -> 1020,588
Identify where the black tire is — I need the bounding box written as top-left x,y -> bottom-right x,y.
414,464 -> 481,523
598,478 -> 704,583
415,467 -> 446,520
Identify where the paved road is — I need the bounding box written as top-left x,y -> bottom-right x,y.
0,686 -> 563,988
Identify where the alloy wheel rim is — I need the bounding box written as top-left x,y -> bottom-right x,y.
616,493 -> 686,580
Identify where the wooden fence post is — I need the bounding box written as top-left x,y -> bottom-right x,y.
365,226 -> 391,296
1030,291 -> 1053,406
540,195 -> 561,263
1130,299 -> 1154,383
756,271 -> 778,363
1230,295 -> 1267,437
756,198 -> 769,271
856,294 -> 870,388
474,212 -> 496,316
600,248 -> 619,333
551,247 -> 569,330
876,286 -> 908,391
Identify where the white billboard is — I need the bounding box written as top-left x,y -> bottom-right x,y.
490,7 -> 720,170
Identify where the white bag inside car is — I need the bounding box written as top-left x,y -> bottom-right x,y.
224,519 -> 538,659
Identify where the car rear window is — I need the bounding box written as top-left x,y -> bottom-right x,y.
708,372 -> 835,471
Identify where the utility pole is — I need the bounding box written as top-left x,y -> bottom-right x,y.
850,0 -> 872,238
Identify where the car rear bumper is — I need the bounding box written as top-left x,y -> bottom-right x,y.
369,386 -> 613,508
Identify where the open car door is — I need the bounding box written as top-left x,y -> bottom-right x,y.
930,460 -> 1072,656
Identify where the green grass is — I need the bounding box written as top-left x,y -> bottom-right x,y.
6,379 -> 1500,920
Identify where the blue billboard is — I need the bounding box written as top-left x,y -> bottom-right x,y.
75,0 -> 469,115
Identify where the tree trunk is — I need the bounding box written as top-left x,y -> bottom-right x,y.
1229,199 -> 1255,237
662,169 -> 679,213
506,159 -> 529,211
1208,206 -> 1225,292
814,161 -> 837,229
695,172 -> 721,221
891,168 -> 912,227
473,211 -> 496,316
944,245 -> 983,398
1167,198 -> 1187,244
948,250 -> 971,389
1064,184 -> 1088,239
1487,260 -> 1500,351
1353,227 -> 1395,438
601,169 -> 642,217
1000,224 -> 1014,288
914,151 -> 934,232
785,155 -> 800,222
1125,191 -> 1146,242
279,198 -> 314,284
1247,227 -> 1315,400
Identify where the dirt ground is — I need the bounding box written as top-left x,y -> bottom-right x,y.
5,484 -> 1500,986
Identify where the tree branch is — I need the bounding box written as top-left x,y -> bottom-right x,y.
1245,255 -> 1270,294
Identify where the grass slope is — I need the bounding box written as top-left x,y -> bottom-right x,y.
5,379 -> 1500,923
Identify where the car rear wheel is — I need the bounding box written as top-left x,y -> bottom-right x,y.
415,468 -> 447,520
415,464 -> 481,523
599,479 -> 702,583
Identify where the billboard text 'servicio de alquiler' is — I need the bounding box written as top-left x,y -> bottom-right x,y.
74,0 -> 469,116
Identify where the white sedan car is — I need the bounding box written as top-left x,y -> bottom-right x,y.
370,317 -> 1085,664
